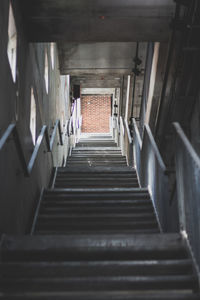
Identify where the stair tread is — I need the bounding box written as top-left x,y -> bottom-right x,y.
54,184 -> 139,187
1,234 -> 184,252
0,291 -> 199,299
58,166 -> 135,172
56,177 -> 138,181
35,229 -> 161,235
17,139 -> 198,297
38,213 -> 155,218
0,275 -> 197,292
40,208 -> 154,214
45,188 -> 148,192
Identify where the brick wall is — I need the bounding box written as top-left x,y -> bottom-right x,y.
81,95 -> 111,133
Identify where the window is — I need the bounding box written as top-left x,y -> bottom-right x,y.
7,3 -> 17,82
50,43 -> 55,70
44,50 -> 49,93
30,89 -> 36,145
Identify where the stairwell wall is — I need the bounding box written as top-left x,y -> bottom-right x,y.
0,0 -> 70,235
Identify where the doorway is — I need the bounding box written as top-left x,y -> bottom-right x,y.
81,95 -> 111,133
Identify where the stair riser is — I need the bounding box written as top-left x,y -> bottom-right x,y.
56,175 -> 138,179
2,249 -> 188,262
35,229 -> 161,235
70,158 -> 124,160
40,208 -> 154,214
66,164 -> 128,166
54,184 -> 139,188
35,224 -> 159,232
1,260 -> 192,277
55,178 -> 138,181
1,276 -> 196,292
43,194 -> 151,201
38,214 -> 156,220
1,293 -> 200,300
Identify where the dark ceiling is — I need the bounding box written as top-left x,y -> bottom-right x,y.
17,0 -> 175,42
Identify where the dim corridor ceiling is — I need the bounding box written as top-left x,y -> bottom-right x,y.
16,0 -> 175,87
17,0 -> 175,43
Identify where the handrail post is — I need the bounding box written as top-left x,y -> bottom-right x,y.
132,118 -> 169,232
120,117 -> 125,156
58,120 -> 63,146
28,126 -> 48,174
13,127 -> 29,177
0,119 -> 69,177
0,124 -> 29,177
44,127 -> 51,152
0,124 -> 16,150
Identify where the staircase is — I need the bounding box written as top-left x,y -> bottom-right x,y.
66,134 -> 127,167
0,135 -> 199,299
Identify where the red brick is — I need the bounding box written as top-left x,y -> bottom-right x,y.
81,95 -> 111,133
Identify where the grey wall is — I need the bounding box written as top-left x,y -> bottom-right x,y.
190,94 -> 200,157
0,0 -> 70,235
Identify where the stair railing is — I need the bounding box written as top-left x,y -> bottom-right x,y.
49,119 -> 63,150
132,118 -> 170,232
119,116 -> 134,166
119,116 -> 125,156
132,118 -> 142,186
173,122 -> 200,274
68,100 -> 82,148
0,119 -> 67,177
124,118 -> 133,166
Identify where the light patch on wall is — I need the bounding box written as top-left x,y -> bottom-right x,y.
145,42 -> 160,125
125,75 -> 131,121
50,43 -> 55,70
44,50 -> 49,93
7,3 -> 17,82
30,89 -> 36,145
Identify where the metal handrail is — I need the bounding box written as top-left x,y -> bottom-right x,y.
119,116 -> 125,155
144,124 -> 166,171
122,118 -> 133,166
116,118 -> 120,134
0,119 -> 66,177
173,123 -> 200,170
132,118 -> 142,185
0,124 -> 29,176
28,125 -> 51,174
120,116 -> 124,136
62,119 -> 69,142
50,119 -> 63,151
132,118 -> 142,149
132,118 -> 167,172
173,122 -> 200,272
124,119 -> 132,144
132,118 -> 170,231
